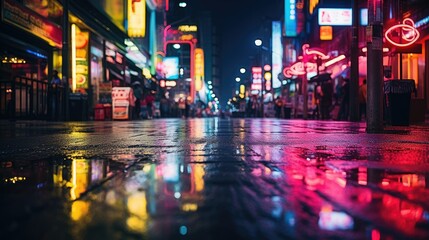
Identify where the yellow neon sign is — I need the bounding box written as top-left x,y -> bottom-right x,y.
128,0 -> 146,37
194,48 -> 204,91
178,25 -> 198,32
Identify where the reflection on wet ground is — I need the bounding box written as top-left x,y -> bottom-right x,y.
1,118 -> 429,239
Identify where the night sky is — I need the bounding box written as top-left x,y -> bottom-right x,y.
189,0 -> 284,108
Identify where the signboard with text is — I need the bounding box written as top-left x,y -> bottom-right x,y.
127,0 -> 146,37
318,8 -> 352,26
2,0 -> 62,47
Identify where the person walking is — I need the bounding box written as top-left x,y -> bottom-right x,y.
178,97 -> 186,118
50,70 -> 62,120
51,70 -> 61,86
132,83 -> 143,119
337,78 -> 350,121
320,79 -> 333,120
313,83 -> 323,119
160,96 -> 169,118
274,96 -> 283,118
145,91 -> 155,119
359,79 -> 367,121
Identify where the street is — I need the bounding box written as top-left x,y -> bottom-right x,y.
1,118 -> 429,240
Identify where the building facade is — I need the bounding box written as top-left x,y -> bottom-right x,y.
0,0 -> 164,121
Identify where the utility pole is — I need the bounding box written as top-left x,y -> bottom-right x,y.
349,0 -> 360,122
302,63 -> 308,120
302,46 -> 309,120
366,0 -> 384,133
259,47 -> 264,118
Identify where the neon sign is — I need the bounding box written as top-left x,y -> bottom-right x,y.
282,44 -> 346,78
251,67 -> 263,91
284,0 -> 297,37
309,0 -> 319,15
178,25 -> 198,32
284,62 -> 315,77
320,26 -> 333,40
302,44 -> 329,60
127,0 -> 146,37
283,55 -> 346,78
194,48 -> 204,91
318,8 -> 352,26
385,18 -> 420,47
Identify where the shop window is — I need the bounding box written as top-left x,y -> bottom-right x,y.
401,54 -> 419,86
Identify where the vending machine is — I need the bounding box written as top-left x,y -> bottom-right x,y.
111,87 -> 135,120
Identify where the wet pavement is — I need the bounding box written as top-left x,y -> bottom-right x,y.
1,118 -> 429,240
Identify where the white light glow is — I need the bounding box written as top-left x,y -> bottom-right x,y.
174,192 -> 181,199
71,24 -> 77,92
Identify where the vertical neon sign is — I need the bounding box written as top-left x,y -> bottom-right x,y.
194,48 -> 204,91
251,67 -> 263,91
285,0 -> 297,37
128,0 -> 146,37
71,24 -> 77,92
272,21 -> 283,89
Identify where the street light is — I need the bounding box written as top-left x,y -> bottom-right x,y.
240,68 -> 246,74
235,77 -> 241,101
255,38 -> 265,117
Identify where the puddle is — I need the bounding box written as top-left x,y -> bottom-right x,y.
0,154 -> 138,200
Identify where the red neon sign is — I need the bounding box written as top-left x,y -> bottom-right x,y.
385,18 -> 420,47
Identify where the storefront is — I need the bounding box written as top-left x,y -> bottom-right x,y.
1,0 -> 158,121
385,7 -> 429,122
68,0 -> 155,121
0,0 -> 63,120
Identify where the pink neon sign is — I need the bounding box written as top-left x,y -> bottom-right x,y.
385,18 -> 420,47
283,62 -> 315,77
283,44 -> 336,78
283,54 -> 346,78
302,44 -> 329,60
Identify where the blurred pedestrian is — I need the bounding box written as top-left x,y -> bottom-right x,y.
145,91 -> 155,119
337,78 -> 350,121
160,96 -> 168,117
251,96 -> 259,117
313,83 -> 323,119
320,79 -> 333,120
274,96 -> 283,118
246,98 -> 252,117
178,97 -> 186,118
50,70 -> 62,120
334,76 -> 343,106
186,96 -> 192,118
359,79 -> 367,121
132,82 -> 143,119
50,70 -> 61,87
